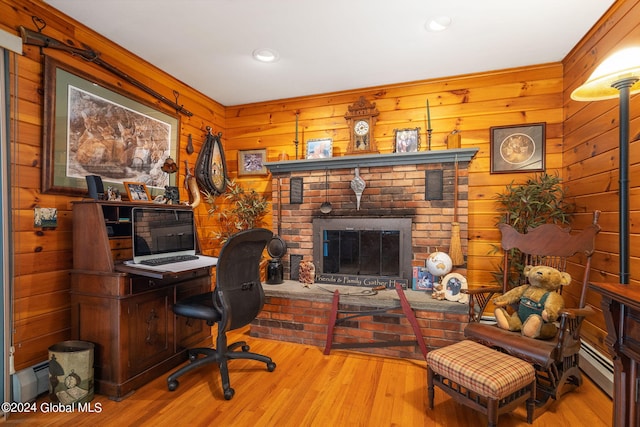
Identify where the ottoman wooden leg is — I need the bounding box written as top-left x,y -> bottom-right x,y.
487,399 -> 498,427
427,367 -> 435,409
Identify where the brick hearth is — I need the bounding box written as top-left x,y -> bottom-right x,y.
251,281 -> 468,360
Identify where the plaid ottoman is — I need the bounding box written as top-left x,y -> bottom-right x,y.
427,340 -> 535,427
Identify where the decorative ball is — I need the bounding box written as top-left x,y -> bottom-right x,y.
426,251 -> 453,277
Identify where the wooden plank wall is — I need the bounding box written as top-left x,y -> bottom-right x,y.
1,0 -> 225,370
562,0 -> 640,353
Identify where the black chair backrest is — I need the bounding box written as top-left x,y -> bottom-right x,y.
215,228 -> 273,331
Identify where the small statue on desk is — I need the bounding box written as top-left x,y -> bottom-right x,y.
106,186 -> 121,201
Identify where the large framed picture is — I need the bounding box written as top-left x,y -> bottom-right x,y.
42,56 -> 179,197
237,149 -> 268,176
490,123 -> 546,173
394,127 -> 421,153
306,138 -> 333,159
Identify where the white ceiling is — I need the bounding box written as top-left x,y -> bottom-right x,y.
44,0 -> 615,106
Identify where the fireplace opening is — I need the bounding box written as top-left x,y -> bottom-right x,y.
322,230 -> 400,276
313,218 -> 412,280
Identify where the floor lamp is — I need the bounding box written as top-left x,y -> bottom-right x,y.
571,47 -> 640,285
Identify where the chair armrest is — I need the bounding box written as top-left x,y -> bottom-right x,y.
465,286 -> 503,322
558,305 -> 595,320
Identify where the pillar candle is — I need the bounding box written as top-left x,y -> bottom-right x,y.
295,112 -> 299,141
426,99 -> 431,130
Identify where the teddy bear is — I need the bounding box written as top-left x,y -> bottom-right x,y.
493,265 -> 571,339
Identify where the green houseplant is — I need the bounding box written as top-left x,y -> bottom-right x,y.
204,179 -> 269,247
493,173 -> 574,287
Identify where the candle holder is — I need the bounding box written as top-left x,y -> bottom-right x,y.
427,128 -> 432,151
294,139 -> 299,160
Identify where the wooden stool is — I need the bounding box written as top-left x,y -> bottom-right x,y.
427,340 -> 536,427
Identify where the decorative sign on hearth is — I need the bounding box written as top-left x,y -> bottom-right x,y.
290,177 -> 303,204
315,273 -> 408,289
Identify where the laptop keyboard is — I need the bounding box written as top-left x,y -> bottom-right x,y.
140,254 -> 199,266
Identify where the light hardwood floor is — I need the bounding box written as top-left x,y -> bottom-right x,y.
6,327 -> 612,426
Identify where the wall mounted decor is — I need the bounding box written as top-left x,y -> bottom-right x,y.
394,127 -> 421,152
306,138 -> 333,159
42,56 -> 178,198
195,127 -> 227,195
490,123 -> 546,173
238,149 -> 268,176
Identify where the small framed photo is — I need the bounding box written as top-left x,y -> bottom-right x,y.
306,138 -> 333,159
123,182 -> 151,201
394,128 -> 421,153
238,149 -> 268,176
490,123 -> 545,173
412,267 -> 435,291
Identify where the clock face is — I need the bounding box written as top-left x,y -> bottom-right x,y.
354,120 -> 370,136
64,373 -> 79,388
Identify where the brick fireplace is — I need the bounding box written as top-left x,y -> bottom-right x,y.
265,148 -> 477,280
249,149 -> 477,360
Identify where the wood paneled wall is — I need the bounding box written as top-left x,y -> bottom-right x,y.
2,0 -> 635,370
562,0 -> 640,354
1,0 -> 225,370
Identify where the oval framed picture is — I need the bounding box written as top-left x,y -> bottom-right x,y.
442,272 -> 468,302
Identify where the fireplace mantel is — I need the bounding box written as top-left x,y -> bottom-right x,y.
265,147 -> 478,173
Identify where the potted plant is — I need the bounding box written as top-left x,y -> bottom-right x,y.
203,179 -> 269,248
493,172 -> 574,287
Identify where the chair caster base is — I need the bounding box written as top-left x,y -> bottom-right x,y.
267,361 -> 276,372
168,379 -> 179,391
224,387 -> 235,400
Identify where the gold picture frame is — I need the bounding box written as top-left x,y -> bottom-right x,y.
123,182 -> 151,201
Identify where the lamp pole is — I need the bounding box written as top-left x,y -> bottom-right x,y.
612,76 -> 639,285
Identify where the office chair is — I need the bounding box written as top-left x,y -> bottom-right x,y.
167,228 -> 276,400
464,211 -> 600,413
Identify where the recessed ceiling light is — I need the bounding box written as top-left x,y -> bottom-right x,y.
425,16 -> 452,32
252,48 -> 280,63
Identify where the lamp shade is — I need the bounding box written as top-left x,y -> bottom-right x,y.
571,47 -> 640,101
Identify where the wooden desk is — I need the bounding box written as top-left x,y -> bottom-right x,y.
589,281 -> 640,427
71,201 -> 212,400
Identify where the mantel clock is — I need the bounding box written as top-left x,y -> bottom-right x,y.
345,96 -> 379,154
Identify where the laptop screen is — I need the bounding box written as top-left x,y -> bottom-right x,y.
131,207 -> 196,263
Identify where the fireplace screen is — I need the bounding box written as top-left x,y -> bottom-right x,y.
322,230 -> 400,276
313,218 -> 412,280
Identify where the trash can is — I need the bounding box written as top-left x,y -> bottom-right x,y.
48,341 -> 94,405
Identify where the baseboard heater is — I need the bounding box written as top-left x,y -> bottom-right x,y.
11,361 -> 49,403
579,341 -> 613,398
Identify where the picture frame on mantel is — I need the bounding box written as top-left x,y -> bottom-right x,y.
490,123 -> 545,173
42,56 -> 178,198
394,127 -> 421,153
